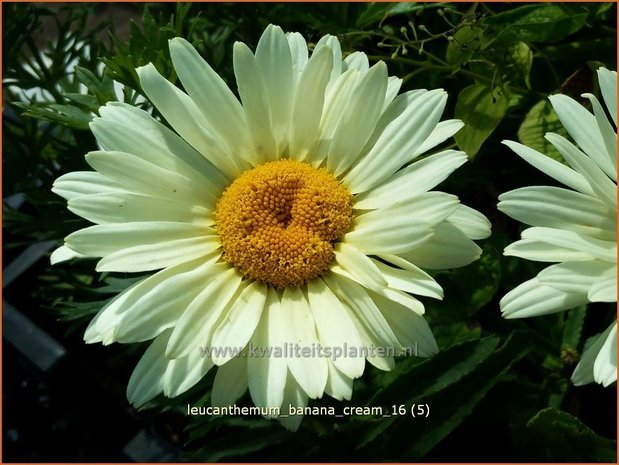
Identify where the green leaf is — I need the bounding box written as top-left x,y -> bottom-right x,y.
483,4 -> 589,46
356,331 -> 531,459
356,2 -> 445,27
17,102 -> 93,130
518,100 -> 569,164
445,25 -> 483,68
527,408 -> 616,461
562,306 -> 587,352
506,42 -> 533,88
454,84 -> 509,158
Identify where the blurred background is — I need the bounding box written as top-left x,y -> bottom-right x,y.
2,2 -> 617,462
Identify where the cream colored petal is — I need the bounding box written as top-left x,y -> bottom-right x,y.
307,278 -> 365,379
50,245 -> 86,265
399,222 -> 482,270
52,171 -> 125,200
233,41 -> 277,162
165,268 -> 244,359
498,186 -> 616,240
343,89 -> 448,194
326,62 -> 388,177
500,277 -> 589,319
502,140 -> 594,196
353,150 -> 467,210
520,227 -> 616,262
504,238 -> 597,262
537,260 -> 615,295
324,360 -> 353,401
247,288 -> 288,410
593,323 -> 617,387
211,281 -> 268,365
136,63 -> 245,177
447,204 -> 492,240
334,242 -> 388,292
588,273 -> 617,302
597,68 -> 617,126
169,37 -> 250,172
413,119 -> 465,157
85,151 -> 215,207
549,94 -> 615,180
369,291 -> 438,357
281,287 -> 328,399
162,349 -> 214,397
126,330 -> 171,407
212,355 -> 248,407
289,45 -> 333,161
68,192 -> 212,227
279,372 -> 308,431
371,257 -> 443,300
545,133 -> 616,208
582,92 -> 617,181
255,25 -> 293,156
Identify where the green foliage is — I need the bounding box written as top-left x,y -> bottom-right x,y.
527,408 -> 616,461
3,2 -> 616,462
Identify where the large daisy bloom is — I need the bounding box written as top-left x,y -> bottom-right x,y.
498,68 -> 617,387
51,25 -> 491,429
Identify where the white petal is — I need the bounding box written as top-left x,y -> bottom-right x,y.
95,236 -> 220,273
68,192 -> 213,227
537,260 -> 615,294
126,330 -> 171,407
255,25 -> 294,156
504,238 -> 597,262
344,217 -> 433,255
399,221 -> 482,270
502,140 -> 594,196
50,245 -> 86,264
163,350 -> 214,397
52,171 -> 125,200
572,323 -> 612,385
233,41 -> 277,162
286,32 -> 308,81
279,372 -> 308,431
212,355 -> 249,407
308,69 -> 360,165
597,68 -> 617,126
211,281 -> 268,365
136,63 -> 244,177
169,37 -> 250,173
520,227 -> 616,262
500,277 -> 589,318
593,323 -> 617,386
327,62 -> 388,176
588,273 -> 617,302
343,52 -> 369,72
281,287 -> 328,399
334,242 -> 387,292
289,45 -> 333,161
353,150 -> 467,210
65,221 -> 214,258
307,278 -> 365,379
323,273 -> 401,350
247,288 -> 288,410
549,94 -> 616,180
545,133 -> 616,208
369,291 -> 438,357
498,186 -> 616,240
371,257 -> 443,300
110,258 -> 223,344
447,204 -> 492,240
314,34 -> 343,89
324,360 -> 353,401
344,89 -> 448,194
85,151 -> 215,207
94,102 -> 232,188
582,92 -> 617,180
413,119 -> 465,157
347,192 -> 460,254
165,267 -> 244,359
382,76 -> 402,113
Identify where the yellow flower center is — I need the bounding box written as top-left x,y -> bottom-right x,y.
214,159 -> 352,288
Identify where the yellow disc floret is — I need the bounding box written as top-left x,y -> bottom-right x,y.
214,159 -> 352,288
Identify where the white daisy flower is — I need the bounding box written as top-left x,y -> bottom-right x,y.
52,25 -> 491,430
498,67 -> 617,387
